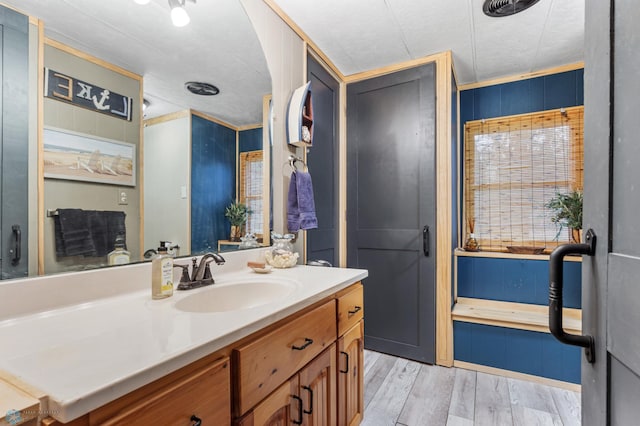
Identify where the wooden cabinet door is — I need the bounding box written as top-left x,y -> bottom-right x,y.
234,300 -> 336,416
93,357 -> 230,425
338,321 -> 364,426
236,378 -> 300,426
298,344 -> 337,426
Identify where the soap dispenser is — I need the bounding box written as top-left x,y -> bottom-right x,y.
151,242 -> 174,299
108,235 -> 131,265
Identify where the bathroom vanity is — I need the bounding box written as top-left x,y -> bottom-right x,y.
0,249 -> 367,425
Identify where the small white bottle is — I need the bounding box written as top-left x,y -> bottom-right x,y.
108,236 -> 131,265
151,243 -> 174,299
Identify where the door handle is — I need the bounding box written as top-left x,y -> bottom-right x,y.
549,228 -> 596,363
292,395 -> 303,424
423,225 -> 430,257
11,225 -> 21,266
302,386 -> 313,415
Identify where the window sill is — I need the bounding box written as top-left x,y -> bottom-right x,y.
454,248 -> 582,262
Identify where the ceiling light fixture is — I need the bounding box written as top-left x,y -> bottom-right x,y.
169,0 -> 191,27
482,0 -> 541,17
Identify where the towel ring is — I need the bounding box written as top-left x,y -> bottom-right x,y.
285,155 -> 308,174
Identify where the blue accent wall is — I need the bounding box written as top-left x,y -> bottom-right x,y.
454,322 -> 581,384
460,69 -> 584,124
239,127 -> 263,152
190,115 -> 236,254
456,69 -> 584,383
457,257 -> 582,308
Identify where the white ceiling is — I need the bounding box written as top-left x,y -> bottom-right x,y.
2,0 -> 584,125
2,0 -> 272,125
271,0 -> 585,84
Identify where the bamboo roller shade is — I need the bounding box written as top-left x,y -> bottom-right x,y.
463,106 -> 584,252
239,150 -> 264,237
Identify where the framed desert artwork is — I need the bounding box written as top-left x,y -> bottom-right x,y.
43,127 -> 136,187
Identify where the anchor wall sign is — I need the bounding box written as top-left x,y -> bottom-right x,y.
44,68 -> 133,121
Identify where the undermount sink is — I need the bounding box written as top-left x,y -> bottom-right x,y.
174,278 -> 298,313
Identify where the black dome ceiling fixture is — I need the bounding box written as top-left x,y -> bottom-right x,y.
483,0 -> 541,17
185,81 -> 220,96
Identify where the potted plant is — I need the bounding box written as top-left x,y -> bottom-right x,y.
545,190 -> 583,243
225,202 -> 250,242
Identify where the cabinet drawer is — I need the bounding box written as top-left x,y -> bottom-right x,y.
234,300 -> 336,416
337,284 -> 363,337
92,357 -> 230,425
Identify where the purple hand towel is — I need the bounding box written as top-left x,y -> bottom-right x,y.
287,171 -> 318,232
296,171 -> 318,230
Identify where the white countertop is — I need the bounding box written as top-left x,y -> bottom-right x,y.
0,252 -> 367,423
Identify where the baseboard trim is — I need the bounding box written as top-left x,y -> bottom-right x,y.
453,360 -> 581,392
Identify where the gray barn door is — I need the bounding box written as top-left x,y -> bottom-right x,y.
582,0 -> 640,424
306,56 -> 339,267
0,6 -> 29,280
347,63 -> 436,363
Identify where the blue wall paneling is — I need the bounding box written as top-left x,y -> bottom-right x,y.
239,127 -> 263,153
454,322 -> 581,384
460,69 -> 584,124
456,69 -> 584,383
457,257 -> 582,308
191,115 -> 236,253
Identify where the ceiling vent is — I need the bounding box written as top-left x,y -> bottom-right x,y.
482,0 -> 541,17
185,81 -> 220,96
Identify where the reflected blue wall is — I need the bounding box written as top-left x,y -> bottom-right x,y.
191,115 -> 236,253
239,127 -> 262,152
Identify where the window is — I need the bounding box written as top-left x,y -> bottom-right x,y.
463,106 -> 584,252
239,150 -> 263,237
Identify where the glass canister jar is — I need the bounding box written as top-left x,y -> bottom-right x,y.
238,233 -> 260,249
265,233 -> 299,268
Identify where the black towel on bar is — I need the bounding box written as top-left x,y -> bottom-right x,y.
54,209 -> 97,257
89,210 -> 126,256
54,209 -> 126,257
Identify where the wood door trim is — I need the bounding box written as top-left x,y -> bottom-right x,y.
44,38 -> 141,82
435,51 -> 454,366
458,62 -> 584,91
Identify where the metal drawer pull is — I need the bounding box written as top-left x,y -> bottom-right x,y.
340,351 -> 350,374
190,414 -> 202,426
292,395 -> 303,424
302,386 -> 313,415
292,338 -> 313,350
348,306 -> 362,317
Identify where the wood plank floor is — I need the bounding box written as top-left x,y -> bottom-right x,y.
362,350 -> 581,426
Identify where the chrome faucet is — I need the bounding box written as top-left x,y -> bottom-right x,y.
175,252 -> 225,290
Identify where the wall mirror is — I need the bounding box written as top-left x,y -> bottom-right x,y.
0,0 -> 272,280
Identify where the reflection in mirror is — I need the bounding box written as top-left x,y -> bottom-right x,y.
0,0 -> 271,279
